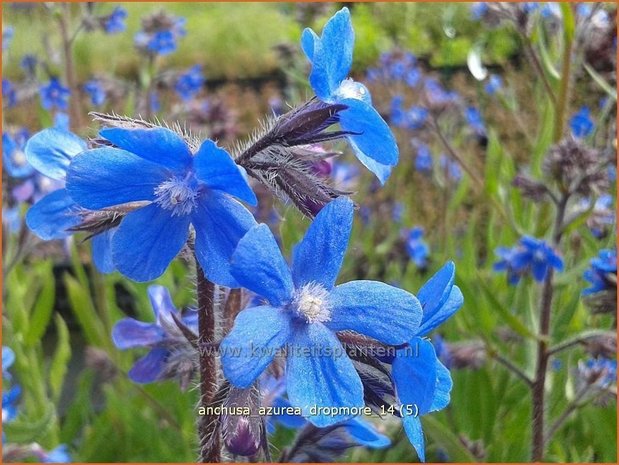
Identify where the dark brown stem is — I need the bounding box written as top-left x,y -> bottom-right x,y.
531,194 -> 568,461
196,263 -> 221,462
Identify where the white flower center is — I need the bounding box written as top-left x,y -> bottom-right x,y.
154,177 -> 198,216
334,78 -> 371,104
12,149 -> 27,167
292,282 -> 332,324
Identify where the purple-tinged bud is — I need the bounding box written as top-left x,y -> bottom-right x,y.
222,386 -> 263,457
512,174 -> 549,201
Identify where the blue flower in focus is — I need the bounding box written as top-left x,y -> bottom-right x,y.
414,143 -> 433,173
583,249 -> 616,296
392,262 -> 463,461
103,6 -> 127,34
569,106 -> 594,138
40,78 -> 70,111
83,79 -> 106,106
301,8 -> 399,184
405,226 -> 430,267
221,198 -> 423,427
494,236 -> 563,284
66,126 -> 257,283
484,74 -> 502,95
465,106 -> 486,136
3,129 -> 34,178
175,65 -> 205,101
3,79 -> 17,107
112,285 -> 198,387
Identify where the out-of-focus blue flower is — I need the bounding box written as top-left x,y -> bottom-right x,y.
112,285 -> 198,386
103,6 -> 127,34
414,142 -> 433,173
135,15 -> 186,56
40,78 -> 70,111
494,236 -> 564,284
40,444 -> 71,463
2,346 -> 20,424
301,8 -> 399,184
20,54 -> 37,76
331,162 -> 359,192
405,67 -> 421,87
578,357 -> 616,389
583,249 -> 616,296
83,79 -> 106,106
149,91 -> 161,112
3,129 -> 33,178
392,202 -> 404,223
66,127 -> 257,283
2,347 -> 15,378
484,74 -> 502,95
3,207 -> 21,234
175,65 -> 205,101
424,78 -> 458,108
53,112 -> 70,131
471,2 -> 488,19
392,262 -> 463,461
221,198 -> 423,427
439,155 -> 462,183
465,106 -> 486,136
3,26 -> 13,50
405,226 -> 430,267
407,106 -> 428,130
390,95 -> 406,126
569,106 -> 595,138
3,79 -> 17,107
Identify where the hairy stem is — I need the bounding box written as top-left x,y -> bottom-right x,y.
196,263 -> 221,463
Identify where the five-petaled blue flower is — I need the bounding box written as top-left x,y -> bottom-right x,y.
40,78 -> 70,111
494,236 -> 563,284
301,8 -> 399,184
392,262 -> 463,461
221,197 -> 423,427
175,65 -> 205,102
103,6 -> 127,34
83,79 -> 106,106
112,285 -> 198,385
583,249 -> 616,295
405,226 -> 430,267
569,106 -> 595,138
66,126 -> 257,284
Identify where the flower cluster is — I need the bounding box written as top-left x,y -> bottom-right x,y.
134,10 -> 186,56
494,236 -> 563,284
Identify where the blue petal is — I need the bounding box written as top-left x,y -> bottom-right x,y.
430,358 -> 452,412
128,347 -> 168,383
2,347 -> 15,371
402,415 -> 426,462
194,140 -> 257,205
91,228 -> 116,274
192,191 -> 257,288
348,143 -> 393,184
339,98 -> 399,183
418,280 -> 463,336
343,417 -> 391,449
291,197 -> 353,289
532,260 -> 548,282
393,338 -> 438,416
300,28 -> 319,61
308,7 -> 354,99
25,189 -> 81,240
286,323 -> 363,427
66,148 -> 168,209
99,127 -> 192,173
112,318 -> 166,349
327,280 -> 422,345
148,285 -> 178,323
25,128 -> 87,180
112,204 -> 190,282
230,224 -> 294,306
417,261 -> 455,315
220,306 -> 293,388
271,396 -> 307,430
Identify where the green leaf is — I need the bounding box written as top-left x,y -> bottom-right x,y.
49,314 -> 72,403
548,329 -> 616,356
422,415 -> 476,462
560,4 -> 576,42
24,267 -> 56,346
3,402 -> 55,443
584,63 -> 617,100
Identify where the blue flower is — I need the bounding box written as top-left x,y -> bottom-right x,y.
439,154 -> 462,183
390,95 -> 406,126
20,54 -> 37,76
471,2 -> 488,19
3,129 -> 34,178
3,26 -> 13,50
465,106 -> 486,136
40,444 -> 71,463
53,112 -> 70,131
583,249 -> 616,295
103,6 -> 127,34
2,384 -> 21,423
405,67 -> 421,87
2,79 -> 17,107
414,142 -> 433,173
407,106 -> 429,130
392,202 -> 404,223
493,236 -> 563,284
112,285 -> 197,386
24,128 -> 87,241
2,346 -> 15,378
220,198 -> 423,427
175,65 -> 205,101
578,357 -> 616,389
135,15 -> 186,56
405,226 -> 430,268
569,106 -> 595,138
40,78 -> 70,111
484,74 -> 502,95
392,262 -> 464,461
66,126 -> 257,283
83,79 -> 106,106
301,8 -> 399,184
